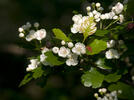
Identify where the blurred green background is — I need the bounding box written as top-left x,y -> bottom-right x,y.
0,0 -> 134,100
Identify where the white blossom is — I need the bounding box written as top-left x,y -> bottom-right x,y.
113,15 -> 118,20
96,3 -> 101,7
58,47 -> 70,58
41,47 -> 49,54
68,42 -> 74,48
100,14 -> 106,20
25,30 -> 36,41
26,22 -> 31,29
112,2 -> 124,14
26,59 -> 40,71
72,42 -> 86,55
72,14 -> 82,23
86,6 -> 91,11
66,54 -> 78,66
87,12 -> 94,17
52,47 -> 59,54
34,22 -> 39,28
35,29 -> 46,40
105,49 -> 120,59
71,15 -> 97,35
18,27 -> 24,32
19,33 -> 24,38
40,53 -> 49,66
107,40 -> 116,48
119,14 -> 124,23
61,40 -> 66,45
92,10 -> 98,15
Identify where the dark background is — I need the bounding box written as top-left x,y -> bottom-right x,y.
0,0 -> 134,100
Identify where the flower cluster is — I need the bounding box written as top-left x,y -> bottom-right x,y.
18,22 -> 46,41
86,2 -> 124,23
94,88 -> 122,100
52,40 -> 86,66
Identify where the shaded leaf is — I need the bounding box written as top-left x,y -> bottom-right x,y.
95,30 -> 109,36
45,51 -> 64,66
32,67 -> 44,79
19,73 -> 33,87
95,58 -> 112,70
108,82 -> 134,100
104,73 -> 121,83
81,68 -> 104,88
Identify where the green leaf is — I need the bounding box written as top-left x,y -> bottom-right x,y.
95,30 -> 109,36
86,39 -> 107,55
95,58 -> 112,70
32,67 -> 44,79
104,73 -> 121,83
52,28 -> 71,42
81,68 -> 104,88
108,82 -> 134,100
45,51 -> 64,66
19,73 -> 33,87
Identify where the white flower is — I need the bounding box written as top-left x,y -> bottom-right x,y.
87,12 -> 94,17
119,14 -> 124,23
52,47 -> 59,54
94,12 -> 101,19
40,54 -> 47,62
86,6 -> 91,11
113,15 -> 118,20
41,47 -> 49,54
66,58 -> 78,66
34,22 -> 39,28
92,10 -> 98,15
26,59 -> 40,71
105,49 -> 120,59
61,40 -> 66,45
18,27 -> 24,32
95,18 -> 100,22
66,54 -> 78,66
72,42 -> 86,55
71,15 -> 97,35
107,40 -> 116,48
35,29 -> 46,40
58,47 -> 70,58
25,30 -> 36,41
112,2 -> 124,14
108,12 -> 115,19
19,33 -> 24,38
26,22 -> 31,29
68,42 -> 74,48
96,3 -> 101,7
100,14 -> 106,20
72,14 -> 82,23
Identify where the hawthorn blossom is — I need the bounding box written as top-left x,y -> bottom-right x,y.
58,47 -> 70,58
105,49 -> 120,59
107,40 -> 116,48
72,43 -> 86,55
52,47 -> 59,54
26,59 -> 40,71
112,2 -> 124,14
66,54 -> 78,66
68,42 -> 74,48
71,15 -> 97,35
35,29 -> 46,40
19,33 -> 24,38
25,30 -> 36,41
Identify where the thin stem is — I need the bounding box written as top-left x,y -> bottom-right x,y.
100,21 -> 103,29
105,19 -> 119,30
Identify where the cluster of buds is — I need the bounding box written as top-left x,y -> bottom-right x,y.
94,88 -> 122,100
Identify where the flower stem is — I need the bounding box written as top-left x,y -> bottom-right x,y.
105,19 -> 119,30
